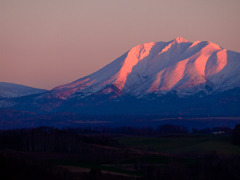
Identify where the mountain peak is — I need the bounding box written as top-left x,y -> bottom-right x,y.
51,37 -> 240,99
172,36 -> 189,43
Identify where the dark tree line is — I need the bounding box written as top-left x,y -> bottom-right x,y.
192,126 -> 232,134
69,124 -> 189,136
0,124 -> 236,153
0,127 -> 118,153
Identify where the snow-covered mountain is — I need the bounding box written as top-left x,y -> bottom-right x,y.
51,37 -> 240,99
0,82 -> 47,98
0,37 -> 240,128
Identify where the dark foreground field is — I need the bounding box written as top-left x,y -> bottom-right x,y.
1,126 -> 240,180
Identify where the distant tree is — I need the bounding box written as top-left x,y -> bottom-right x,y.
192,128 -> 211,134
232,124 -> 240,146
157,124 -> 189,135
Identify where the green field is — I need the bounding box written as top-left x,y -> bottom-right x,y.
116,135 -> 240,155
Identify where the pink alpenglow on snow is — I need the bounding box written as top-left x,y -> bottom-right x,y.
114,42 -> 156,90
52,37 -> 240,99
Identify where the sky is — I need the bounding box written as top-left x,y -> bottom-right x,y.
1,0 -> 240,90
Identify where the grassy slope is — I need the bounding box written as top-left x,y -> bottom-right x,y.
49,135 -> 240,179
116,135 -> 240,155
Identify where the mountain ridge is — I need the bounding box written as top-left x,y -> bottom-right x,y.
51,37 -> 240,99
0,82 -> 47,98
0,37 -> 240,128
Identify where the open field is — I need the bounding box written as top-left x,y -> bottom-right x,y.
117,135 -> 240,155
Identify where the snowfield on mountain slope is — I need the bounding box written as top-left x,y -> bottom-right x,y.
52,37 -> 240,99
